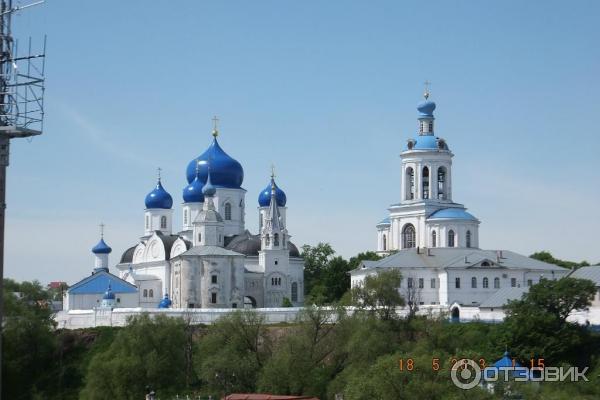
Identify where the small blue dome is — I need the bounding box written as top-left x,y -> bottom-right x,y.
145,180 -> 173,209
103,285 -> 115,300
186,138 -> 244,188
202,171 -> 216,197
258,180 -> 287,207
417,100 -> 436,117
92,238 -> 112,254
427,208 -> 478,221
183,174 -> 205,203
406,135 -> 441,151
158,293 -> 172,308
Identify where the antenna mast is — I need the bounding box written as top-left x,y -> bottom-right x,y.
0,1 -> 46,397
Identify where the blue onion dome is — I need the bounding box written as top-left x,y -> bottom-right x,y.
182,171 -> 205,203
258,179 -> 287,207
92,238 -> 112,254
145,179 -> 173,209
417,100 -> 436,117
202,170 -> 216,197
158,293 -> 172,308
103,284 -> 115,300
185,138 -> 244,188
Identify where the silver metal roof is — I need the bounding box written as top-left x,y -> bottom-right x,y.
479,286 -> 529,308
352,248 -> 567,273
569,266 -> 600,286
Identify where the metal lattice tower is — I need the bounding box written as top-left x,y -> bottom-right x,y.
0,1 -> 46,398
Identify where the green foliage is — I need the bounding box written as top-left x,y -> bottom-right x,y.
351,269 -> 405,321
530,251 -> 591,269
2,279 -> 57,399
502,277 -> 597,365
281,297 -> 293,307
195,311 -> 271,397
302,244 -> 382,305
80,314 -> 188,400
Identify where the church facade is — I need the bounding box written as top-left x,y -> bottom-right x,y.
65,123 -> 304,310
351,91 -> 569,312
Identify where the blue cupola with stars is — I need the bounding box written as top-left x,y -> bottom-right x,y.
185,117 -> 244,188
145,171 -> 173,209
258,176 -> 287,207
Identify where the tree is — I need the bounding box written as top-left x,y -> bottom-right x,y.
195,311 -> 271,397
351,269 -> 404,321
258,307 -> 344,399
80,314 -> 187,400
301,243 -> 335,300
2,279 -> 57,399
530,251 -> 590,269
502,277 -> 597,365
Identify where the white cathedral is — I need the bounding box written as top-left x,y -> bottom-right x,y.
64,124 -> 305,311
350,90 -> 569,315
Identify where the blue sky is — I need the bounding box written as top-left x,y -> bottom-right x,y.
5,0 -> 599,284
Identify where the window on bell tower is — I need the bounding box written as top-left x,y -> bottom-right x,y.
422,166 -> 429,199
437,167 -> 447,200
406,167 -> 415,200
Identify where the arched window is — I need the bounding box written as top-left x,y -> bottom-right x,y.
406,167 -> 415,200
419,121 -> 424,133
198,233 -> 202,243
224,203 -> 232,220
183,209 -> 188,225
160,216 -> 167,229
432,231 -> 437,248
149,289 -> 154,298
448,230 -> 455,247
422,166 -> 430,199
274,233 -> 279,246
382,234 -> 387,251
402,224 -> 416,248
428,122 -> 433,132
471,277 -> 477,288
143,289 -> 148,298
265,234 -> 270,246
466,230 -> 472,248
494,277 -> 500,289
437,167 -> 447,200
483,277 -> 489,288
291,282 -> 298,302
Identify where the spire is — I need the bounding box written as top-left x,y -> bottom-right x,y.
266,179 -> 283,232
157,167 -> 162,182
99,222 -> 105,238
212,115 -> 219,138
202,165 -> 216,197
